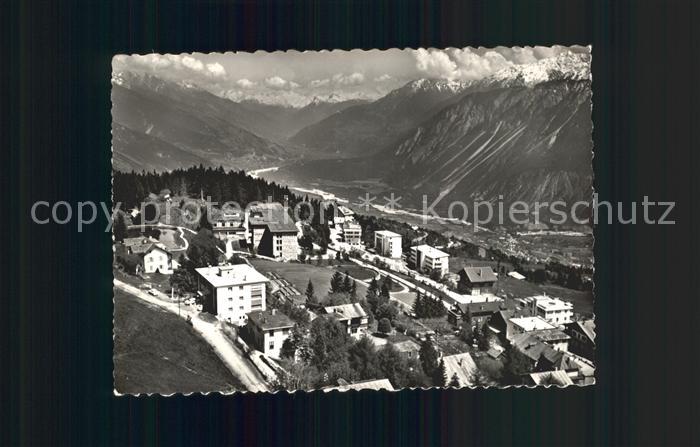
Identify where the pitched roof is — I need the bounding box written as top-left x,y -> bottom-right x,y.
247,310 -> 294,331
529,370 -> 574,386
461,266 -> 498,284
511,332 -> 565,363
265,221 -> 299,233
123,236 -> 159,247
456,300 -> 504,315
442,352 -> 478,387
323,303 -> 367,320
323,378 -> 394,392
566,320 -> 596,343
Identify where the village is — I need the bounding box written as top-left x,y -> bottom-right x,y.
113,183 -> 595,393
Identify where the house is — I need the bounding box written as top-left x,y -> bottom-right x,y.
244,309 -> 294,359
246,203 -> 299,260
442,352 -> 478,387
195,264 -> 268,325
458,266 -> 498,295
409,245 -> 449,277
393,339 -> 421,360
374,230 -> 402,258
341,221 -> 363,246
139,244 -> 179,274
323,378 -> 395,392
522,295 -> 574,325
564,320 -> 596,360
124,237 -> 179,274
447,300 -> 504,327
212,214 -> 246,241
323,303 -> 369,339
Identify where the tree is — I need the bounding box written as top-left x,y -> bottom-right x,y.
305,280 -> 316,305
280,325 -> 305,359
198,206 -> 212,231
113,212 -> 128,242
308,316 -> 352,369
419,340 -> 439,378
503,345 -> 534,384
377,343 -> 409,388
458,322 -> 474,344
412,293 -> 423,316
380,283 -> 390,299
349,280 -> 358,301
342,272 -> 352,294
432,359 -> 447,387
449,373 -> 461,388
329,271 -> 344,294
368,278 -> 379,295
348,337 -> 381,380
378,317 -> 392,334
375,302 -> 399,323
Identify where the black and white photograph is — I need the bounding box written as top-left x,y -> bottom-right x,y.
111,46 -> 595,394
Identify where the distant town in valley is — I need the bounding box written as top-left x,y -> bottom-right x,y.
112,47 -> 594,394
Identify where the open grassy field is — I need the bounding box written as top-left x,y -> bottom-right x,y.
249,259 -> 369,299
494,277 -> 594,317
113,289 -> 241,394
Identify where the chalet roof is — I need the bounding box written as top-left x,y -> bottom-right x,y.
566,320 -> 596,343
442,353 -> 478,387
529,370 -> 574,387
123,236 -> 159,247
461,266 -> 498,284
247,310 -> 294,331
323,378 -> 394,392
510,333 -> 565,363
131,241 -> 170,255
455,300 -> 504,316
323,303 -> 367,321
265,221 -> 299,233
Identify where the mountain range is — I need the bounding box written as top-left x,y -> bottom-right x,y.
112,51 -> 592,221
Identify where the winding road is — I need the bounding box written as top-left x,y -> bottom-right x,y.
114,279 -> 269,393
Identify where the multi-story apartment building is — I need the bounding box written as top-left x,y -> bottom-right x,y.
341,222 -> 363,246
409,244 -> 450,277
245,203 -> 299,260
195,264 -> 268,325
374,230 -> 402,258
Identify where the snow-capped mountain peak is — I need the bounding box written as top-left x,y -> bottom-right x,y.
489,51 -> 591,86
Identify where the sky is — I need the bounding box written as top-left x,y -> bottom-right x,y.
113,45 -> 590,107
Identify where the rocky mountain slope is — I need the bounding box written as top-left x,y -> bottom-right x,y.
383,78 -> 593,212
111,72 -> 286,171
289,79 -> 473,156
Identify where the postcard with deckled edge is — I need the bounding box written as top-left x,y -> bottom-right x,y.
111,47 -> 594,395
